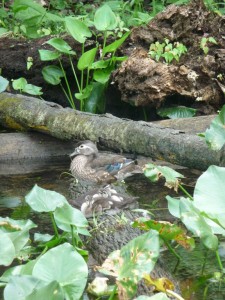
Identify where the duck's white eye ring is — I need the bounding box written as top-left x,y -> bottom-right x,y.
79,145 -> 84,148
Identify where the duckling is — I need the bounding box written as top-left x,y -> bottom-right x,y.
70,140 -> 141,184
70,185 -> 138,218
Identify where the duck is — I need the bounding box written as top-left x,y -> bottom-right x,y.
69,185 -> 139,218
70,140 -> 142,184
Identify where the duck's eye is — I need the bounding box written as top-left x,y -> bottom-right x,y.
79,145 -> 84,149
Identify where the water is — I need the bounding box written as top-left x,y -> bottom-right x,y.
0,163 -> 224,299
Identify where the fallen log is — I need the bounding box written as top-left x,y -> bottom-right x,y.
0,92 -> 224,171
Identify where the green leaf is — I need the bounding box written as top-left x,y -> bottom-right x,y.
208,37 -> 217,44
25,185 -> 67,212
77,47 -> 97,71
54,203 -> 89,234
75,84 -> 93,101
39,49 -> 61,61
135,293 -> 170,300
166,195 -> 181,218
144,163 -> 184,191
205,105 -> 225,150
90,60 -> 110,69
0,76 -> 9,93
12,0 -> 46,15
65,16 -> 92,44
99,231 -> 159,298
0,28 -> 9,37
93,66 -> 113,84
12,77 -> 27,91
84,82 -> 106,113
32,243 -> 88,299
102,31 -> 130,55
23,84 -> 43,96
193,165 -> 225,231
94,4 -> 117,31
157,106 -> 196,119
4,275 -> 48,300
0,233 -> 15,266
42,65 -> 64,85
26,280 -> 64,300
45,38 -> 75,55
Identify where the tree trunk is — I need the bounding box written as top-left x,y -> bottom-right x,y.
0,92 -> 224,170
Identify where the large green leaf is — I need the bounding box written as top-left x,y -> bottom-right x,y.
102,31 -> 130,55
94,4 -> 117,31
135,293 -> 170,300
193,165 -> 225,230
32,243 -> 88,299
39,49 -> 61,61
77,47 -> 97,71
205,105 -> 225,150
4,275 -> 48,300
0,76 -> 9,93
84,82 -> 106,113
42,65 -> 64,85
12,77 -> 27,91
157,106 -> 196,119
65,16 -> 92,44
25,185 -> 67,212
54,203 -> 89,234
45,38 -> 75,55
0,233 -> 15,266
99,231 -> 159,298
12,0 -> 46,14
22,84 -> 43,96
0,217 -> 36,265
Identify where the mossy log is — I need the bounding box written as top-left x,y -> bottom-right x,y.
0,92 -> 224,171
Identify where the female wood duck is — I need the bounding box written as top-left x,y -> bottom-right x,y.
70,185 -> 138,218
70,140 -> 141,184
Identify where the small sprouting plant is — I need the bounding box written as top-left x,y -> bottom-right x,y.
148,39 -> 187,63
200,36 -> 217,55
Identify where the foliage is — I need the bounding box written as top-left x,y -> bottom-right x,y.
148,39 -> 187,63
202,104 -> 225,150
200,36 -> 217,55
157,106 -> 196,119
39,5 -> 130,112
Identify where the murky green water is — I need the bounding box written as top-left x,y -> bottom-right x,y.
0,164 -> 225,300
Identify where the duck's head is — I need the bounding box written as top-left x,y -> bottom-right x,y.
70,140 -> 98,158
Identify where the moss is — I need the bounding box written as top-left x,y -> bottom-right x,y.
5,116 -> 26,131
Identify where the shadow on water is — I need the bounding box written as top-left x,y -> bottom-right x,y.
0,163 -> 225,299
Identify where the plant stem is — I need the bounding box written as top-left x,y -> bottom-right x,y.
49,212 -> 59,238
216,250 -> 224,272
108,285 -> 117,300
164,239 -> 181,261
142,107 -> 147,121
71,225 -> 75,247
60,83 -> 74,108
178,184 -> 194,201
58,58 -> 75,109
69,55 -> 81,93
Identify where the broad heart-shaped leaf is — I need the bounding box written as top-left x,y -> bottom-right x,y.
42,65 -> 64,85
144,163 -> 184,192
65,16 -> 92,44
26,280 -> 64,300
77,47 -> 97,71
0,232 -> 15,266
4,275 -> 48,300
193,165 -> 225,230
32,243 -> 88,300
0,217 -> 36,264
12,0 -> 46,14
102,31 -> 130,56
0,76 -> 9,92
84,82 -> 106,113
94,4 -> 117,31
172,197 -> 219,251
132,218 -> 195,250
25,184 -> 67,212
45,37 -> 76,55
22,83 -> 43,96
99,231 -> 159,299
54,203 -> 89,234
157,106 -> 196,119
39,49 -> 61,61
205,105 -> 225,150
93,66 -> 113,84
75,84 -> 93,101
12,77 -> 27,90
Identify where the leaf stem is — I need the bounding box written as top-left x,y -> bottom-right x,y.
108,284 -> 117,300
69,55 -> 81,93
178,184 -> 194,201
215,250 -> 224,272
164,239 -> 181,261
49,212 -> 59,238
